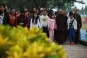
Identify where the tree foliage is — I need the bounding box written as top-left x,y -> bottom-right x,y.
0,0 -> 84,10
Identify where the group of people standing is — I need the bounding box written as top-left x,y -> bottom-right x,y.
0,3 -> 82,45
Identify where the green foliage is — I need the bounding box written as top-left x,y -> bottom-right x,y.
0,0 -> 84,10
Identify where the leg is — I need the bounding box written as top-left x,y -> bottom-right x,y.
70,34 -> 73,43
49,30 -> 53,42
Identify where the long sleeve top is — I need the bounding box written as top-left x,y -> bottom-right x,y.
30,18 -> 41,29
67,17 -> 77,30
48,19 -> 57,30
40,15 -> 49,28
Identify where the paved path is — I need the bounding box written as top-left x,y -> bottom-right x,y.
63,42 -> 87,58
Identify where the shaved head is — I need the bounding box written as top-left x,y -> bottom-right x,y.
58,9 -> 63,14
74,8 -> 78,14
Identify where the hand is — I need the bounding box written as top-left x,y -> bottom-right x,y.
75,29 -> 77,32
20,23 -> 24,25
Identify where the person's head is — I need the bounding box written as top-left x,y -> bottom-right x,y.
33,8 -> 37,13
30,10 -> 34,16
33,12 -> 38,18
58,9 -> 63,14
50,14 -> 55,19
74,8 -> 78,14
0,3 -> 5,12
43,9 -> 47,15
40,10 -> 43,15
62,11 -> 67,16
20,9 -> 25,16
16,10 -> 20,15
24,8 -> 28,12
69,11 -> 73,19
25,11 -> 29,16
32,12 -> 38,24
10,8 -> 16,15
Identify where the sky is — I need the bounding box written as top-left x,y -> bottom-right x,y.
74,0 -> 87,9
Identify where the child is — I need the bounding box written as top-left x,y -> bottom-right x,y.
40,10 -> 49,37
85,30 -> 87,39
30,12 -> 41,28
67,11 -> 77,45
48,14 -> 57,42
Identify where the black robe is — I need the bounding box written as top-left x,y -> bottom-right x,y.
56,14 -> 67,44
73,13 -> 82,44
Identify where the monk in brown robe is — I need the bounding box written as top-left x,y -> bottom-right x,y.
56,9 -> 67,44
73,8 -> 82,44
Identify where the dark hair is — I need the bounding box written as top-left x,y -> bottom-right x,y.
49,14 -> 55,19
20,9 -> 25,13
10,8 -> 16,16
43,9 -> 47,12
32,12 -> 39,24
0,3 -> 7,14
69,11 -> 73,16
30,10 -> 34,13
0,3 -> 5,8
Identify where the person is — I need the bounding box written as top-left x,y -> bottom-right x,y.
56,9 -> 67,44
30,12 -> 41,28
33,8 -> 37,13
67,11 -> 77,45
0,3 -> 10,25
73,8 -> 82,44
5,6 -> 8,13
62,11 -> 68,41
85,30 -> 87,39
16,10 -> 20,17
25,11 -> 30,28
40,9 -> 49,37
48,14 -> 57,42
9,8 -> 16,27
16,9 -> 28,27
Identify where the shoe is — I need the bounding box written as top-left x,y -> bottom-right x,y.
72,42 -> 75,45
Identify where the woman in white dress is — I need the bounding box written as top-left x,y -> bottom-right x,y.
30,12 -> 41,29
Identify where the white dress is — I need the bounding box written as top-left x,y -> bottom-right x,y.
30,18 -> 41,29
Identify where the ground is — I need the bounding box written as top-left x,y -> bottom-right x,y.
63,41 -> 87,58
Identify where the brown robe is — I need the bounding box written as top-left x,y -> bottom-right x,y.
56,14 -> 67,44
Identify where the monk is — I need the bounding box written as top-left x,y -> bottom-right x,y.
73,8 -> 82,44
56,9 -> 67,44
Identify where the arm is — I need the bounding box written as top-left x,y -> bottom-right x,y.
64,16 -> 68,30
30,19 -> 32,29
37,18 -> 41,29
74,19 -> 77,30
67,18 -> 69,29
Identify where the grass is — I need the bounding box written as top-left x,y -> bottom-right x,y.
81,16 -> 87,30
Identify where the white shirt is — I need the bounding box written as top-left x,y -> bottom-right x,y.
40,15 -> 49,28
0,14 -> 4,25
67,17 -> 77,30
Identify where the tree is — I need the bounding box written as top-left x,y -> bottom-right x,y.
0,0 -> 85,11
